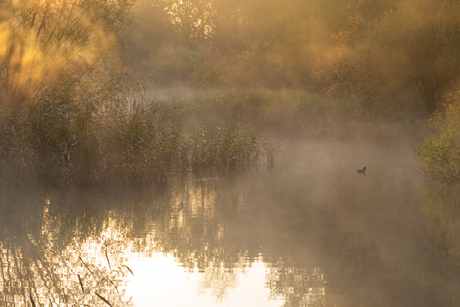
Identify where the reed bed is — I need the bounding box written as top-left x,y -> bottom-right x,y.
0,95 -> 275,186
0,87 -> 431,186
189,122 -> 276,173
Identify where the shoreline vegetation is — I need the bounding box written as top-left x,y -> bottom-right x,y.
0,93 -> 277,186
0,88 -> 431,187
1,0 -> 460,185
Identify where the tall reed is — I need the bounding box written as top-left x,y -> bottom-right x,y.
0,95 -> 274,186
189,122 -> 263,173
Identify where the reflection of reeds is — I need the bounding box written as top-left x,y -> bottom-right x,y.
29,292 -> 36,307
122,265 -> 134,275
105,249 -> 112,270
95,292 -> 114,307
78,274 -> 85,293
74,249 -> 132,306
79,256 -> 94,275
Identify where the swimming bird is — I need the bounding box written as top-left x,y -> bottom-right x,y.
357,167 -> 366,173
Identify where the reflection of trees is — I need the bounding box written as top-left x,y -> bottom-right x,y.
145,175 -> 329,306
238,167 -> 460,307
418,182 -> 460,260
266,260 -> 325,307
4,171 -> 460,307
196,248 -> 239,303
0,177 -> 254,305
0,190 -> 62,306
323,172 -> 460,307
150,176 -> 251,301
415,181 -> 460,306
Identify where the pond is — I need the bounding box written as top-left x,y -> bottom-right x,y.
1,140 -> 460,307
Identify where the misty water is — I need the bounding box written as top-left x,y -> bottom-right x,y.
1,141 -> 460,307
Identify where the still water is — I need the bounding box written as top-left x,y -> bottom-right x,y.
1,141 -> 460,307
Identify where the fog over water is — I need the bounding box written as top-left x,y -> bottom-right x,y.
2,139 -> 460,306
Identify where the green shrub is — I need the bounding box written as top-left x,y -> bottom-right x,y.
417,100 -> 460,180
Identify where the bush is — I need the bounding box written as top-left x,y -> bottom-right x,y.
416,100 -> 460,180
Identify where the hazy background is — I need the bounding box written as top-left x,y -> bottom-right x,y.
121,0 -> 458,117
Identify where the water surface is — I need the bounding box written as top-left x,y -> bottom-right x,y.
1,141 -> 460,306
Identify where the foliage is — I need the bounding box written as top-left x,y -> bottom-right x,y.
127,0 -> 460,117
126,0 -> 399,89
314,0 -> 460,114
417,100 -> 460,180
0,0 -> 134,184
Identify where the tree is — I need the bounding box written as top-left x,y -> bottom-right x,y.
314,0 -> 460,114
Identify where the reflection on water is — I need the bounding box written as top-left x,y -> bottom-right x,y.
418,182 -> 460,262
126,253 -> 277,306
266,262 -> 326,306
0,189 -> 135,307
2,143 -> 460,306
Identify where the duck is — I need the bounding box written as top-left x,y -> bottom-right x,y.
356,167 -> 366,173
